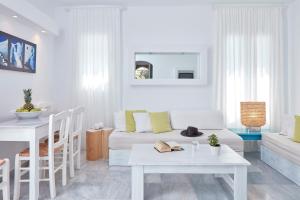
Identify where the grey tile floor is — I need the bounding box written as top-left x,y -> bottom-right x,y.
10,152 -> 300,200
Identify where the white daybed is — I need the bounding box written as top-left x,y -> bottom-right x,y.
261,132 -> 300,185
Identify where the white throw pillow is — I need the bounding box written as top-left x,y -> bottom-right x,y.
114,111 -> 126,132
280,115 -> 295,138
133,113 -> 152,133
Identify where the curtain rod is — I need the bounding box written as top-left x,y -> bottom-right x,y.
60,4 -> 126,11
213,3 -> 288,8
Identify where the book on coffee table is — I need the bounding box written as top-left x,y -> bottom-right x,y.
154,140 -> 184,153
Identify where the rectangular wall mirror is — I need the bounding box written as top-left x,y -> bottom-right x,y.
135,52 -> 200,80
130,46 -> 208,86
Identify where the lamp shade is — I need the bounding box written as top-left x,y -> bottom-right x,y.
240,102 -> 266,128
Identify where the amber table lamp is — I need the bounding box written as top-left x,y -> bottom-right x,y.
240,102 -> 266,131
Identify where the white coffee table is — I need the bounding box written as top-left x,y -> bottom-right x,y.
128,144 -> 250,200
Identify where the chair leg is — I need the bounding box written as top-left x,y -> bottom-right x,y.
76,136 -> 81,170
3,159 -> 10,200
13,155 -> 21,200
49,157 -> 56,199
62,144 -> 68,186
69,137 -> 75,178
39,160 -> 46,179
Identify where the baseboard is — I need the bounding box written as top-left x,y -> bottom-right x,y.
261,145 -> 300,186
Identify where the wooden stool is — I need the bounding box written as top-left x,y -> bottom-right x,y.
86,128 -> 113,161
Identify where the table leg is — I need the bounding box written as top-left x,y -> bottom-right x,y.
29,139 -> 39,200
234,166 -> 247,200
131,166 -> 144,200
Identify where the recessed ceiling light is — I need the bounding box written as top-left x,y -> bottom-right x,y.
41,30 -> 47,33
12,15 -> 18,18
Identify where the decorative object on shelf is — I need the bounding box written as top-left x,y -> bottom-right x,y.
208,134 -> 221,155
240,101 -> 266,131
0,31 -> 36,73
135,61 -> 153,79
15,89 -> 42,119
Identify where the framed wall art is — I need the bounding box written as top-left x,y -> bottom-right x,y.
0,31 -> 36,73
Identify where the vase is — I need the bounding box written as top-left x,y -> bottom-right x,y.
210,145 -> 221,156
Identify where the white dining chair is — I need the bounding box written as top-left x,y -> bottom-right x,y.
0,158 -> 10,200
69,106 -> 84,178
13,111 -> 71,200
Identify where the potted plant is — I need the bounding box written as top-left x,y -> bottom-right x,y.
208,134 -> 221,155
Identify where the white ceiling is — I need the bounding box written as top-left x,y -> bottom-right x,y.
25,0 -> 295,17
27,0 -> 295,7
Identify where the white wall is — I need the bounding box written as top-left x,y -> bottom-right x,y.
54,5 -> 214,112
122,6 -> 214,111
0,13 -> 55,164
52,8 -> 73,112
288,0 -> 300,113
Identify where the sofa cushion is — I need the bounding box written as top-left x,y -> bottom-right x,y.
114,111 -> 126,132
280,114 -> 294,138
149,112 -> 172,133
293,115 -> 300,142
262,133 -> 300,165
109,129 -> 243,152
170,110 -> 224,130
133,113 -> 152,133
125,110 -> 146,132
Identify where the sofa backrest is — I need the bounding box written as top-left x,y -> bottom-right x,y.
170,110 -> 224,130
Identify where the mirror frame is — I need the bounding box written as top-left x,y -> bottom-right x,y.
130,45 -> 208,86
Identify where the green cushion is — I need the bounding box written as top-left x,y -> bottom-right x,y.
293,115 -> 300,142
125,110 -> 146,132
149,112 -> 172,133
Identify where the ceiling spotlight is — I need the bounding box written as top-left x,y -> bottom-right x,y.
12,15 -> 18,18
41,30 -> 47,33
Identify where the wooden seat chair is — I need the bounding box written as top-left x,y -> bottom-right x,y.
13,111 -> 71,200
0,158 -> 10,200
69,106 -> 84,178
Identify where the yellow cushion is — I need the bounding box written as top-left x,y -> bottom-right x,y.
125,110 -> 146,132
293,115 -> 300,142
149,112 -> 172,133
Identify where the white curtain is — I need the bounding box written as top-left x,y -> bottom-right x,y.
70,7 -> 121,128
213,6 -> 284,130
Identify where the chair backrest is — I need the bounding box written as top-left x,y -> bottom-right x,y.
48,110 -> 71,149
69,106 -> 84,137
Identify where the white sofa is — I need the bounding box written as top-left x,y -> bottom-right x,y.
109,110 -> 244,166
261,133 -> 300,185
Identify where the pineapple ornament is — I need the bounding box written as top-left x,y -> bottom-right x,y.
23,89 -> 34,111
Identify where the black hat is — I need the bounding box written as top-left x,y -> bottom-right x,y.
181,126 -> 203,137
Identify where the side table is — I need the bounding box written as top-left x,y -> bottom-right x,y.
229,128 -> 270,152
86,128 -> 113,161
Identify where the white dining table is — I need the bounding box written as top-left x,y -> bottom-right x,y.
0,117 -> 49,200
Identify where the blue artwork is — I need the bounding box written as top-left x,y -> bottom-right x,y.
0,34 -> 8,67
24,43 -> 36,71
10,38 -> 24,68
0,31 -> 36,73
